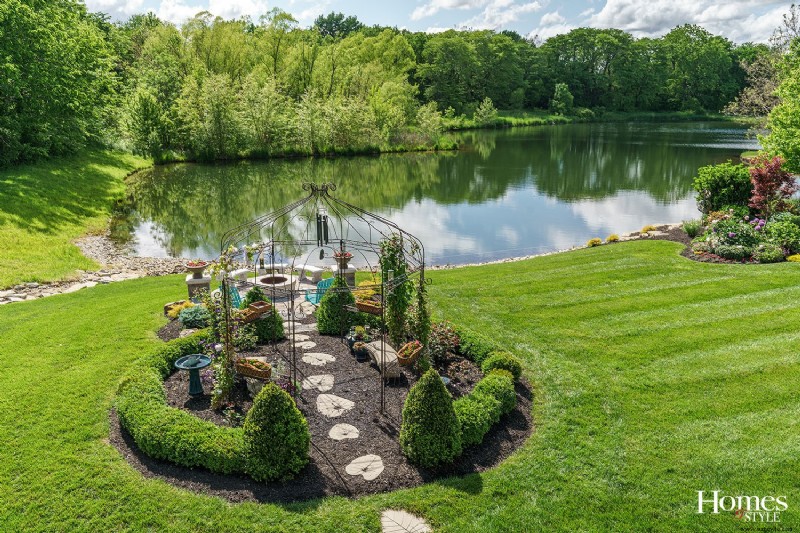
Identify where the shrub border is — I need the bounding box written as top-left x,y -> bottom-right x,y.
115,331 -> 249,475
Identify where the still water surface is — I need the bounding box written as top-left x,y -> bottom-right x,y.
117,121 -> 758,264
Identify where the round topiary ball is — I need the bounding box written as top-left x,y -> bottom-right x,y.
474,370 -> 517,415
243,383 -> 310,481
481,351 -> 523,381
400,369 -> 462,468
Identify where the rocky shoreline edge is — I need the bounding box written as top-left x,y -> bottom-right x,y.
0,224 -> 683,305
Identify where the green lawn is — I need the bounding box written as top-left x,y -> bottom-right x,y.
2,240 -> 800,531
0,151 -> 151,288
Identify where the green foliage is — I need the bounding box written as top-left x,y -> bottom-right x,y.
380,234 -> 413,347
474,370 -> 517,415
692,162 -> 752,214
763,40 -> 800,173
587,237 -> 602,247
317,275 -> 355,335
178,305 -> 212,329
473,97 -> 498,126
243,383 -> 310,481
714,244 -> 752,261
550,83 -> 574,116
682,219 -> 703,238
400,369 -> 462,467
253,309 -> 285,343
116,333 -> 246,475
454,325 -> 498,365
753,243 -> 785,263
481,351 -> 523,381
313,12 -> 363,39
0,0 -> 116,165
765,220 -> 800,252
241,286 -> 267,309
428,321 -> 460,365
453,393 -> 500,446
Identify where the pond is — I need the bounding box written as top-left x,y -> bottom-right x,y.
115,121 -> 759,265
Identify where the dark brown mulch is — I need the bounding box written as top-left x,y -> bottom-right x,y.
113,321 -> 534,503
156,318 -> 183,341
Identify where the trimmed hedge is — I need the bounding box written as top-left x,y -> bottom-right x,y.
453,325 -> 498,365
453,392 -> 501,446
481,351 -> 523,381
474,370 -> 517,415
115,330 -> 309,481
116,332 -> 246,474
317,275 -> 355,335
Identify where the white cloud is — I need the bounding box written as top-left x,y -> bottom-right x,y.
458,0 -> 544,30
588,0 -> 792,42
412,0 -> 490,21
539,10 -> 565,26
85,0 -> 145,17
156,0 -> 204,24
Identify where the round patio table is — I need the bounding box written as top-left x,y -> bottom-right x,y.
174,354 -> 212,396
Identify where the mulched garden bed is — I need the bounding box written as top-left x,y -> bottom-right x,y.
109,317 -> 533,503
623,224 -> 761,265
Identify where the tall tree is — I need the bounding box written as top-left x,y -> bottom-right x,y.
763,40 -> 800,172
313,12 -> 363,39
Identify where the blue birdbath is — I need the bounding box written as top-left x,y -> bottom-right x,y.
175,354 -> 212,397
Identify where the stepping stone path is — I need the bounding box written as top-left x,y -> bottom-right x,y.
295,340 -> 317,350
345,454 -> 384,481
290,334 -> 310,342
302,352 -> 335,366
316,394 -> 354,417
380,510 -> 431,533
302,374 -> 334,392
328,423 -> 359,440
284,322 -> 317,333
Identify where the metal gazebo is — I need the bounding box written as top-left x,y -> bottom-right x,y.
216,182 -> 425,412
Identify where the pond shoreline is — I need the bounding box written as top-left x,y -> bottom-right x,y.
0,224 -> 684,305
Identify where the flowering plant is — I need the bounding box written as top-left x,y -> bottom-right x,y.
398,340 -> 422,358
333,250 -> 352,259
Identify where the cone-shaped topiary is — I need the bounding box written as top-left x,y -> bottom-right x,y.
243,383 -> 310,481
317,275 -> 355,335
400,369 -> 462,467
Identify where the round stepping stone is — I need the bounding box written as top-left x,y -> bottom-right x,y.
295,340 -> 317,350
345,454 -> 384,481
290,334 -> 310,342
302,374 -> 334,392
316,394 -> 354,417
380,510 -> 431,533
302,352 -> 335,366
328,423 -> 359,440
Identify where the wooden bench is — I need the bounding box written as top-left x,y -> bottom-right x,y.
365,341 -> 400,379
297,264 -> 324,283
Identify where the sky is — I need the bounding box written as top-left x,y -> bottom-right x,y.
85,0 -> 795,44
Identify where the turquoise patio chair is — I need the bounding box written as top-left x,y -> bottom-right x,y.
305,277 -> 334,305
228,285 -> 243,309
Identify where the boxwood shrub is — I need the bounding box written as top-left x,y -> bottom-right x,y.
115,330 -> 309,481
317,275 -> 355,335
474,369 -> 517,415
243,383 -> 310,481
481,351 -> 523,381
453,392 -> 501,446
453,325 -> 498,365
400,369 -> 462,468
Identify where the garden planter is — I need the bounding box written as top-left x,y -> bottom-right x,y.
235,359 -> 272,380
397,342 -> 422,366
248,300 -> 272,314
353,342 -> 370,362
185,261 -> 208,279
356,300 -> 382,315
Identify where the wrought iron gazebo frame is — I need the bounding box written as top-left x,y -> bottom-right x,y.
216,182 -> 425,412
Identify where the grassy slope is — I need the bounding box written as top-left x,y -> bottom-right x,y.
0,151 -> 150,288
2,240 -> 800,531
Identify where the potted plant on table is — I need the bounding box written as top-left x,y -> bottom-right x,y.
346,325 -> 372,350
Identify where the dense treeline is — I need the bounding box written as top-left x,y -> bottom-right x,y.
0,0 -> 797,166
